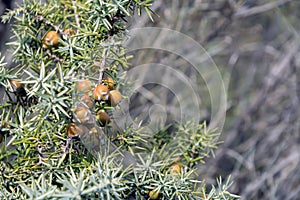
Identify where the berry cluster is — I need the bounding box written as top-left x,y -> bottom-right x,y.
67,77 -> 122,139
5,77 -> 121,144
42,30 -> 122,132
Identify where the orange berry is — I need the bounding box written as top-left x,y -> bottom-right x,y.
42,31 -> 60,48
96,109 -> 110,126
67,124 -> 89,138
10,80 -> 22,90
170,163 -> 181,175
93,84 -> 109,101
77,80 -> 92,94
9,80 -> 26,96
66,123 -> 80,138
63,28 -> 75,36
108,90 -> 122,107
102,77 -> 114,90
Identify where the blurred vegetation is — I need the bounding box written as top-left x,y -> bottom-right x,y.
127,0 -> 300,199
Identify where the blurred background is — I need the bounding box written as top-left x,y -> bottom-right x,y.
1,0 -> 300,199
127,0 -> 300,199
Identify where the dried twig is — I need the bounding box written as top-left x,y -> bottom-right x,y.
235,0 -> 294,18
45,49 -> 64,63
36,15 -> 64,35
72,0 -> 81,32
97,51 -> 107,84
248,40 -> 298,115
243,146 -> 300,195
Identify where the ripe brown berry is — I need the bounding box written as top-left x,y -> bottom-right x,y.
42,31 -> 60,48
73,105 -> 92,124
102,77 -> 114,90
96,109 -> 110,126
108,90 -> 122,107
63,28 -> 75,36
0,134 -> 3,143
66,123 -> 80,138
93,84 -> 109,101
80,94 -> 94,109
77,80 -> 92,94
66,123 -> 89,138
149,188 -> 160,200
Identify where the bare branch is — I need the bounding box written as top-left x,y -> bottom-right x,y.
96,51 -> 107,84
72,0 -> 81,31
235,0 -> 294,18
